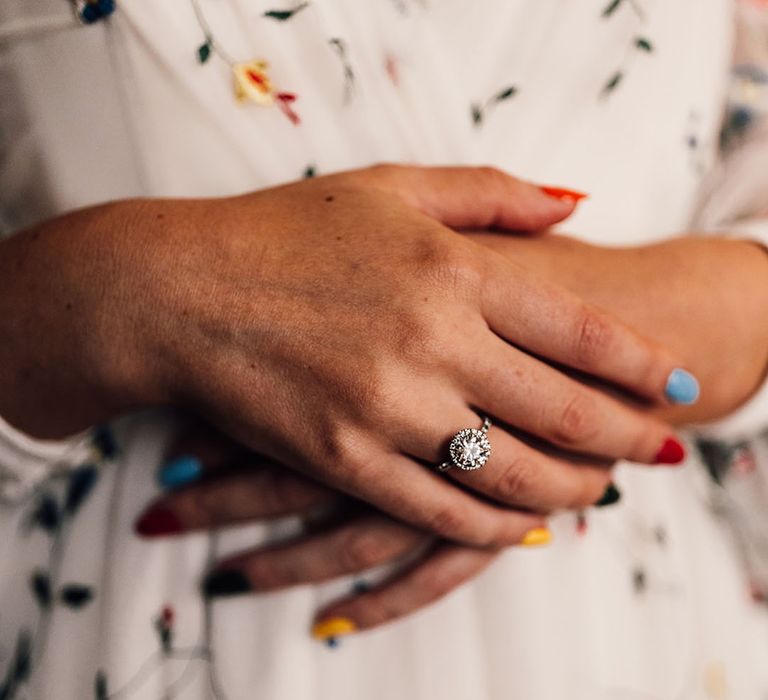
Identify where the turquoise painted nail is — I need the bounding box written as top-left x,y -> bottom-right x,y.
158,455 -> 203,489
665,368 -> 700,405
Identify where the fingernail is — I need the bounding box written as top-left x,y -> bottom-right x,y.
202,569 -> 251,598
664,368 -> 700,405
311,617 -> 357,642
595,483 -> 621,507
521,527 -> 552,547
539,185 -> 589,202
134,507 -> 184,537
158,455 -> 203,489
655,437 -> 686,465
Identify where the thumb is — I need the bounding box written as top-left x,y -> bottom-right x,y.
361,164 -> 587,233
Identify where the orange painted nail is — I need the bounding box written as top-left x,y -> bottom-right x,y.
539,185 -> 589,202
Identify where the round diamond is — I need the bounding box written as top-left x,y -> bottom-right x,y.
460,440 -> 482,462
448,428 -> 491,471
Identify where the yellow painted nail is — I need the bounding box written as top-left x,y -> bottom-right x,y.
521,527 -> 552,547
311,617 -> 357,641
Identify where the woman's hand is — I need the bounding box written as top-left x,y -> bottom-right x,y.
136,427 -> 593,642
0,165 -> 691,548
470,232 -> 768,424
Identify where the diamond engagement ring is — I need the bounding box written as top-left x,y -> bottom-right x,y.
437,417 -> 492,472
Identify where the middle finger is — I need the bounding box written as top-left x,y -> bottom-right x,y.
461,334 -> 686,465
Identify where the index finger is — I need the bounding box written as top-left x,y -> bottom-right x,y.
481,257 -> 700,405
311,543 -> 500,642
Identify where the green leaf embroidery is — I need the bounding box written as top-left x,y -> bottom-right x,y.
65,465 -> 99,515
60,584 -> 94,609
602,0 -> 623,17
30,571 -> 52,609
94,671 -> 109,700
197,40 -> 212,63
92,425 -> 117,459
31,494 -> 60,533
11,631 -> 31,684
635,37 -> 653,52
602,71 -> 624,96
494,86 -> 517,102
328,38 -> 356,102
264,2 -> 309,21
303,165 -> 316,179
471,104 -> 483,125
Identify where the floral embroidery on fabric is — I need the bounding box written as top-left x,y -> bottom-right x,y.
191,0 -> 303,124
263,2 -> 310,22
328,38 -> 356,104
470,85 -> 518,127
0,427 -> 116,700
232,60 -> 273,105
697,430 -> 768,605
602,0 -> 646,19
600,35 -> 654,97
685,110 -> 710,173
68,0 -> 116,24
722,64 -> 768,147
575,511 -> 589,536
600,1 -> 655,98
91,598 -> 227,699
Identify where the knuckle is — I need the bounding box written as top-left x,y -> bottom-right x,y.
334,355 -> 400,426
246,556 -> 284,590
553,393 -> 600,445
425,505 -> 467,541
574,308 -> 615,366
418,238 -> 484,298
337,528 -> 390,572
494,456 -> 540,504
314,422 -> 370,475
394,311 -> 443,365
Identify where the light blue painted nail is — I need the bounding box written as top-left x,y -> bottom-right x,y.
158,455 -> 203,489
665,368 -> 700,405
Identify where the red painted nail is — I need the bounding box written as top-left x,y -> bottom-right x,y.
539,185 -> 589,202
655,438 -> 686,465
134,507 -> 184,537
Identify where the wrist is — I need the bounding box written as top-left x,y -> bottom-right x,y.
0,200 -> 165,438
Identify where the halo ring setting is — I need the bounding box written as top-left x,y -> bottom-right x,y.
437,417 -> 492,472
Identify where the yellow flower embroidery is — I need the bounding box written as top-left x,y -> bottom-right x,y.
232,60 -> 275,106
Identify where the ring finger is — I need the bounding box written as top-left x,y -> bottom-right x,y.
203,514 -> 431,597
397,401 -> 615,512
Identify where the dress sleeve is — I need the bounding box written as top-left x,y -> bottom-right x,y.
692,5 -> 768,439
689,4 -> 768,598
0,414 -> 95,504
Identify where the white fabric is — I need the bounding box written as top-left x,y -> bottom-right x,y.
2,1 -> 768,699
0,415 -> 92,503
